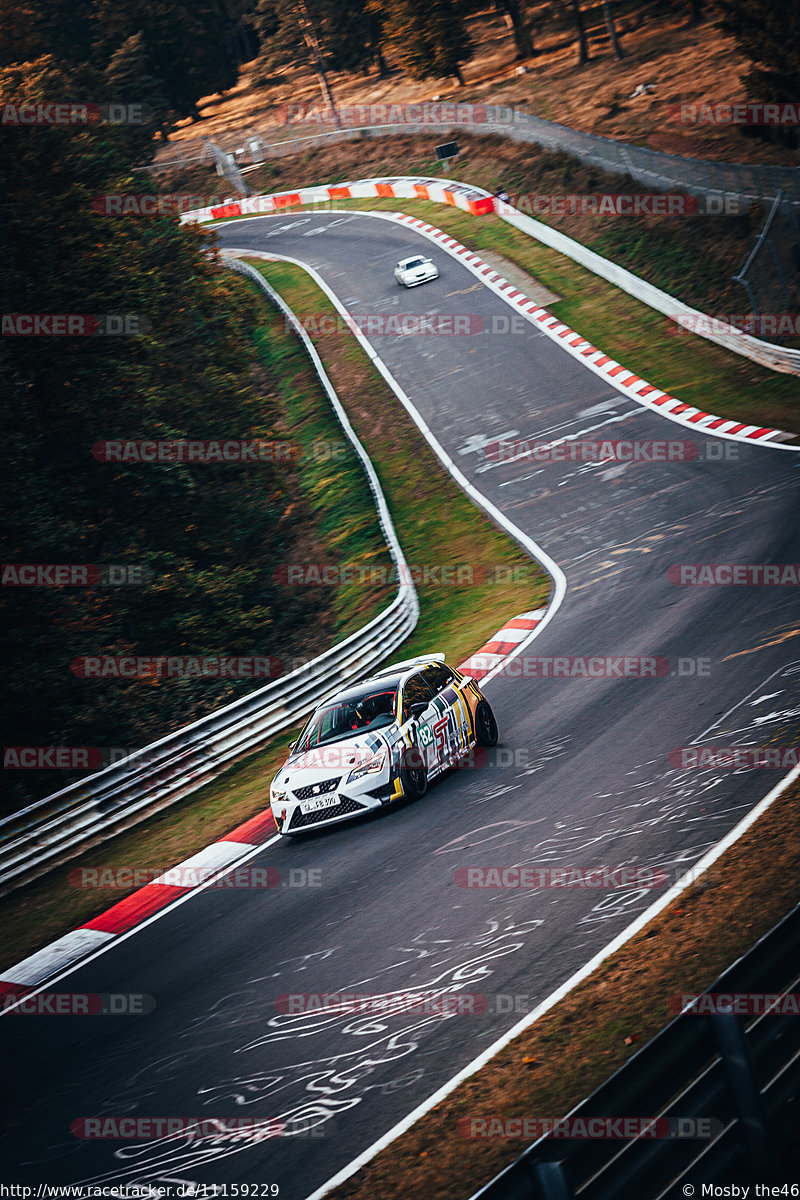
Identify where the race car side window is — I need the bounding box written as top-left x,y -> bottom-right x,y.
401,672 -> 435,720
422,663 -> 456,694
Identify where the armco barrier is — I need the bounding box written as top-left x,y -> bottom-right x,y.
494,197 -> 800,377
0,264 -> 419,896
156,111 -> 800,205
470,903 -> 800,1198
184,175 -> 800,377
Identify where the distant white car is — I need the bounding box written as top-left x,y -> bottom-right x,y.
394,254 -> 439,287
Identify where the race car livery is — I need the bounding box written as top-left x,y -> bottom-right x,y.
269,654 -> 498,835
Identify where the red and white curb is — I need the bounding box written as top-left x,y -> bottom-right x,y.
180,174 -> 493,224
0,609 -> 554,1003
458,610 -> 545,681
382,212 -> 794,447
188,174 -> 795,447
0,810 -> 277,1005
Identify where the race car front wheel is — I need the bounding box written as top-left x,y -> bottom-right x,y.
475,700 -> 499,747
400,749 -> 428,799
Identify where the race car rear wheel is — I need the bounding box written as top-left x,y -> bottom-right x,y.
475,700 -> 499,747
400,749 -> 428,799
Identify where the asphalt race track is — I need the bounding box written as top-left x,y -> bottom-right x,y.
3,212 -> 800,1198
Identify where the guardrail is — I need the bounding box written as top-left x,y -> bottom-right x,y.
154,110 -> 800,205
469,903 -> 800,1198
0,261 -> 419,896
184,174 -> 800,378
494,198 -> 800,377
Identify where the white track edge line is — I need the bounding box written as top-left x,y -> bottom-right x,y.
0,835 -> 282,1013
305,759 -> 800,1199
381,212 -> 798,451
221,244 -> 567,685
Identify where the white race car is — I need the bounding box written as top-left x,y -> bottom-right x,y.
394,254 -> 439,287
270,654 -> 498,835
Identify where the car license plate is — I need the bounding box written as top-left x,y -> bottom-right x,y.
300,793 -> 340,814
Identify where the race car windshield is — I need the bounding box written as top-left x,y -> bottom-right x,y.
404,257 -> 426,269
296,687 -> 398,749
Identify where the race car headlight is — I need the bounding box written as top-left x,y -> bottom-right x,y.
347,752 -> 387,782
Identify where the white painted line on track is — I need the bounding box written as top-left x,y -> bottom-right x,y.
305,760 -> 800,1199
0,835 -> 283,1014
221,237 -> 567,686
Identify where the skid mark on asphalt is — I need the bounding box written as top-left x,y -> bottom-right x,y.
723,624 -> 800,659
444,283 -> 482,296
60,919 -> 547,1190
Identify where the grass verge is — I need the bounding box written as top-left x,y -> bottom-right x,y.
327,775 -> 800,1200
247,281 -> 393,636
0,258 -> 550,973
241,258 -> 548,659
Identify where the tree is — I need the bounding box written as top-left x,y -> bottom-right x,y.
0,0 -> 95,67
602,0 -> 624,59
1,0 -> 242,122
252,0 -> 385,112
92,0 -> 239,120
566,0 -> 590,65
459,0 -> 532,62
381,0 -> 473,86
104,32 -> 173,151
718,0 -> 800,119
499,0 -> 534,59
0,57 -> 331,811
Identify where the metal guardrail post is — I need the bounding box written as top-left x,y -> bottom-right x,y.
203,136 -> 250,196
711,1012 -> 776,1178
535,1161 -> 573,1200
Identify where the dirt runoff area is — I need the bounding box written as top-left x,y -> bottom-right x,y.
157,5 -> 799,170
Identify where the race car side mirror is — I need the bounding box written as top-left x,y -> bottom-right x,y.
409,703 -> 427,720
